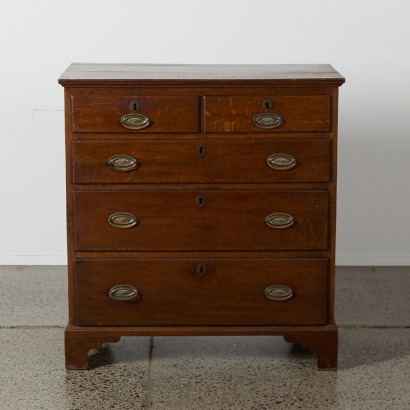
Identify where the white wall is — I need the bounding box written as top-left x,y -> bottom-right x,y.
0,0 -> 409,265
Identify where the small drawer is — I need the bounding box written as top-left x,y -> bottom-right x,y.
205,95 -> 330,133
73,190 -> 328,251
71,94 -> 199,133
75,258 -> 328,326
72,139 -> 331,184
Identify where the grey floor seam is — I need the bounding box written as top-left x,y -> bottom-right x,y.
144,336 -> 155,410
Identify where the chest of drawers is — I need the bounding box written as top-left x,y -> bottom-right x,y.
59,64 -> 344,370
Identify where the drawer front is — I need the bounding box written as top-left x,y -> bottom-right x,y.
71,95 -> 199,133
74,190 -> 328,251
75,258 -> 328,326
73,139 -> 330,184
205,95 -> 330,133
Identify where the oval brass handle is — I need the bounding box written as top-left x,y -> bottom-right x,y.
267,154 -> 297,170
109,285 -> 139,301
107,212 -> 138,229
120,113 -> 150,130
265,213 -> 294,229
253,112 -> 283,129
107,154 -> 139,172
264,285 -> 293,301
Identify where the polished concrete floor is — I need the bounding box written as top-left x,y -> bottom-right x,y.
0,266 -> 409,409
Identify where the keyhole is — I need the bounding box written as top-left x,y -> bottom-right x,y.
263,100 -> 272,111
130,101 -> 138,112
196,264 -> 207,277
196,144 -> 206,157
196,195 -> 206,208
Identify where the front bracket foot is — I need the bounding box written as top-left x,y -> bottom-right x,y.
283,326 -> 338,370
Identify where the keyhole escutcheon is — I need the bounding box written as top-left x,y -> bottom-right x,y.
196,195 -> 206,208
263,99 -> 273,111
130,101 -> 139,112
196,264 -> 207,277
196,144 -> 206,157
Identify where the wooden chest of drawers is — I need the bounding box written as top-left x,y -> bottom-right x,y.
59,64 -> 344,370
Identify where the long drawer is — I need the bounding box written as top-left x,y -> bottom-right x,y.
75,258 -> 328,326
73,190 -> 328,251
72,139 -> 330,184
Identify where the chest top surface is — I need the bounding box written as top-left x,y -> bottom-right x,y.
59,63 -> 345,86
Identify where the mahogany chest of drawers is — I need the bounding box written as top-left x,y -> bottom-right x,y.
59,64 -> 345,370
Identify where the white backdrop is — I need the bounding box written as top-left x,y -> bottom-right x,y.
0,0 -> 409,265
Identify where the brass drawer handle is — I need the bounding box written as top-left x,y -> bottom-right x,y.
253,112 -> 283,129
109,285 -> 139,301
107,212 -> 138,229
267,154 -> 297,170
107,154 -> 139,172
120,113 -> 150,130
264,285 -> 293,301
265,213 -> 294,229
